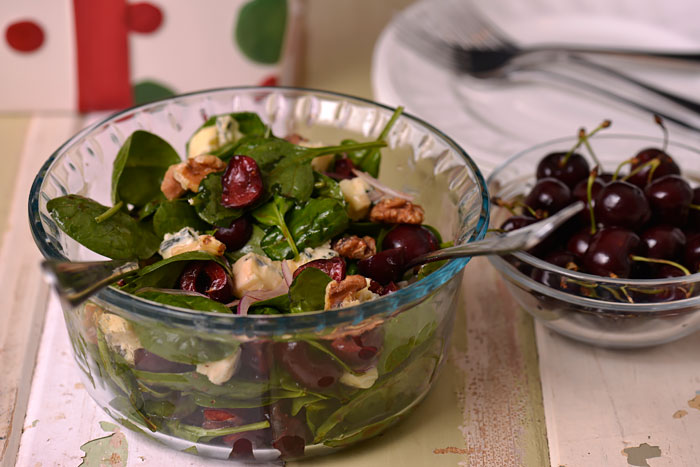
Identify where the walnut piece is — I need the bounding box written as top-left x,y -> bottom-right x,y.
161,165 -> 186,200
161,155 -> 226,199
369,197 -> 424,224
333,235 -> 376,260
325,275 -> 377,310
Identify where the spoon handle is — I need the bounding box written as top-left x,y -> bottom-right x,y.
42,259 -> 140,308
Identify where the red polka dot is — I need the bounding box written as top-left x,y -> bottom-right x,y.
126,2 -> 163,34
259,75 -> 279,87
5,20 -> 45,53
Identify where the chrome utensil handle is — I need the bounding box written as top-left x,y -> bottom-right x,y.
567,55 -> 700,114
42,259 -> 140,308
537,46 -> 700,64
513,67 -> 700,133
406,201 -> 584,269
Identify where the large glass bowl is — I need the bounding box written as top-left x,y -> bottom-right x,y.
28,87 -> 489,461
488,134 -> 700,348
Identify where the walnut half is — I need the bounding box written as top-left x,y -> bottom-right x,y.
325,275 -> 378,310
161,155 -> 226,200
333,235 -> 376,260
369,197 -> 424,224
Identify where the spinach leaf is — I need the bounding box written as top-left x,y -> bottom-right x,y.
112,130 -> 181,207
190,390 -> 306,409
163,419 -> 270,443
96,328 -> 157,431
314,354 -> 435,442
265,140 -> 388,202
289,268 -> 332,313
132,369 -> 270,398
266,157 -> 315,201
357,106 -> 403,177
187,112 -> 268,159
225,224 -> 265,262
312,171 -> 345,203
136,193 -> 166,220
136,290 -> 232,314
121,251 -> 231,292
261,198 -> 349,260
378,307 -> 438,375
47,194 -> 159,260
190,173 -> 243,226
152,199 -> 208,238
346,221 -> 387,237
132,325 -> 240,365
231,137 -> 300,170
249,293 -> 290,314
252,195 -> 298,256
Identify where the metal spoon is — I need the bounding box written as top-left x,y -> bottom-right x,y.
42,202 -> 584,308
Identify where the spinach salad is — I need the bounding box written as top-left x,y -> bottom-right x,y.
49,108 -> 451,458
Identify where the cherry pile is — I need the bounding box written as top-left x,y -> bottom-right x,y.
499,118 -> 700,300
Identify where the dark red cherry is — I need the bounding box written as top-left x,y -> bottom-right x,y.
357,248 -> 405,285
178,261 -> 234,303
684,233 -> 700,273
274,341 -> 342,390
583,227 -> 641,278
221,155 -> 264,208
687,187 -> 700,230
292,256 -> 346,282
566,228 -> 592,258
640,225 -> 686,260
269,401 -> 311,458
536,152 -> 590,189
594,180 -> 650,230
626,148 -> 680,188
532,250 -> 579,290
133,348 -> 195,373
524,177 -> 572,215
382,224 -> 439,262
329,327 -> 383,370
500,215 -> 536,232
644,175 -> 693,226
214,216 -> 253,250
572,177 -> 606,224
325,156 -> 356,180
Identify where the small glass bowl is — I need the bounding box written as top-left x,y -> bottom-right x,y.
28,87 -> 489,461
487,134 -> 700,348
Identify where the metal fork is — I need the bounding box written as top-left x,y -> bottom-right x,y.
404,201 -> 584,269
394,0 -> 700,124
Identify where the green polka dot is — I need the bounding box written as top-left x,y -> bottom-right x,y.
133,80 -> 176,105
235,0 -> 287,64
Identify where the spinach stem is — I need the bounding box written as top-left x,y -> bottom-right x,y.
95,201 -> 124,224
311,140 -> 387,159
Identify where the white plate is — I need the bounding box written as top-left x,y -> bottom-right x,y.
372,0 -> 700,175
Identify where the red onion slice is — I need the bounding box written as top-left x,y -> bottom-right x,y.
238,284 -> 289,316
281,261 -> 294,287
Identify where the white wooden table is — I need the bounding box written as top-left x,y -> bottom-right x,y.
3,0 -> 700,463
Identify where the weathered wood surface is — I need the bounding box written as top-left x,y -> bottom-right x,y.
0,116 -> 82,467
538,324 -> 700,467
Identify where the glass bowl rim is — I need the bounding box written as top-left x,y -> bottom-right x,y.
29,85 -> 490,333
487,132 -> 700,313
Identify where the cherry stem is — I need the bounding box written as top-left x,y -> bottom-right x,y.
493,197 -> 539,218
612,159 -> 632,181
586,166 -> 599,235
629,255 -> 691,276
654,114 -> 669,152
620,158 -> 660,184
95,201 -> 124,224
689,203 -> 700,212
578,128 -> 603,169
561,120 -> 611,167
487,228 -> 506,234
